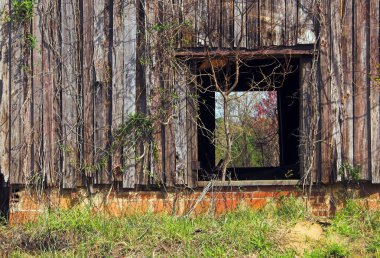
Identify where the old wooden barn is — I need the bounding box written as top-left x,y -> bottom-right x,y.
0,0 -> 379,220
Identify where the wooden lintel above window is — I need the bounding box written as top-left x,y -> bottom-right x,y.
175,45 -> 314,59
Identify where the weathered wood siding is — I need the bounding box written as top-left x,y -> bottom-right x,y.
0,0 -> 379,188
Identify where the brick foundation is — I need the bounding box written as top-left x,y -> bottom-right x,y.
7,183 -> 380,224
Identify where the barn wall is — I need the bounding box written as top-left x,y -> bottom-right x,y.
8,183 -> 380,224
0,0 -> 379,190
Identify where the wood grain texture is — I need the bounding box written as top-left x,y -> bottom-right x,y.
330,0 -> 343,181
82,0 -> 95,178
319,0 -> 332,183
61,0 -> 80,188
0,1 -> 10,183
32,1 -> 44,186
174,68 -> 188,185
272,0 -> 285,46
260,0 -> 272,46
353,0 -> 370,179
298,0 -> 316,44
285,0 -> 297,46
122,0 -> 137,188
208,0 -> 221,47
93,0 -> 111,184
369,0 -> 380,183
341,0 -> 354,179
195,0 -> 208,46
221,0 -> 234,47
234,0 -> 246,48
246,0 -> 260,49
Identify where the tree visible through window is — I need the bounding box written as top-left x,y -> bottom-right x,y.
215,91 -> 280,168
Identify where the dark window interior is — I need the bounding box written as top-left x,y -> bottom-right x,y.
197,58 -> 300,180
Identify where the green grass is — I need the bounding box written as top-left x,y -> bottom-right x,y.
0,197 -> 379,257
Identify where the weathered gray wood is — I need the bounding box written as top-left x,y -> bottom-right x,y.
196,0 -> 208,46
298,0 -> 316,44
246,0 -> 260,48
299,57 -> 318,183
370,0 -> 380,183
207,0 -> 221,47
61,0 -> 79,188
122,0 -> 137,188
32,1 -> 44,186
234,0 -> 246,48
174,68 -> 188,185
285,0 -> 297,45
0,1 -> 10,183
112,0 -> 125,183
260,0 -> 272,46
180,0 -> 196,47
353,0 -> 370,179
272,0 -> 285,46
221,0 -> 234,47
319,0 -> 332,183
341,0 -> 354,179
83,0 -> 95,180
330,0 -> 343,181
186,64 -> 197,187
93,0 -> 111,184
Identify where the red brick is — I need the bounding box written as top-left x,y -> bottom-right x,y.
253,191 -> 273,198
245,199 -> 267,209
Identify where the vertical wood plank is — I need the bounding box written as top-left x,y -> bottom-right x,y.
234,0 -> 246,48
298,0 -> 317,44
9,12 -> 24,184
32,1 -> 44,186
122,0 -> 137,188
221,0 -> 234,47
82,0 -> 95,179
330,0 -> 343,181
246,0 -> 260,49
370,0 -> 380,183
186,63 -> 197,187
93,0 -> 111,184
272,0 -> 285,46
180,0 -> 196,47
319,0 -> 332,183
300,57 -> 319,183
353,0 -> 370,179
0,1 -> 10,183
341,0 -> 354,178
208,0 -> 221,47
61,0 -> 80,188
196,0 -> 208,46
285,0 -> 297,45
112,0 -> 125,183
260,0 -> 272,46
174,68 -> 188,185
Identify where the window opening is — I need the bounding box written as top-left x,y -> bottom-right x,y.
197,58 -> 300,181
